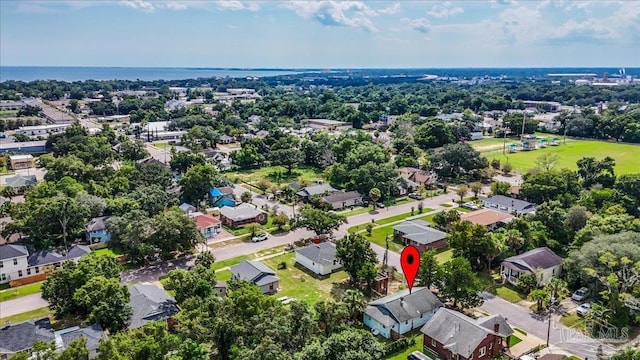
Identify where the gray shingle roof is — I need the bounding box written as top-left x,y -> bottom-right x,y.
365,287 -> 443,327
128,284 -> 179,330
502,247 -> 563,272
67,245 -> 91,260
296,184 -> 337,197
5,175 -> 37,188
56,324 -> 104,353
28,250 -> 65,267
219,203 -> 265,222
230,260 -> 279,286
86,216 -> 109,232
0,318 -> 54,353
421,308 -> 512,359
480,195 -> 536,211
322,191 -> 362,204
296,242 -> 338,265
0,244 -> 28,261
393,220 -> 447,245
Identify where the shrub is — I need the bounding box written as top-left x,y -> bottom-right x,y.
383,337 -> 416,356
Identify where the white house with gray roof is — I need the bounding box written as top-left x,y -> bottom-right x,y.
296,184 -> 338,200
321,191 -> 363,210
480,195 -> 536,216
393,220 -> 447,253
0,244 -> 29,284
0,244 -> 90,285
295,242 -> 342,276
128,284 -> 179,330
363,287 -> 443,339
501,247 -> 563,286
230,260 -> 279,294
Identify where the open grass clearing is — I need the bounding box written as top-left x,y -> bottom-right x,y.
94,247 -> 124,257
560,313 -> 585,331
481,139 -> 640,174
261,252 -> 350,305
227,166 -> 325,186
211,245 -> 286,271
490,284 -> 526,303
0,307 -> 50,325
152,142 -> 172,149
0,282 -> 43,302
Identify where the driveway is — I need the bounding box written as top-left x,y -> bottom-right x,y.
232,184 -> 295,217
479,292 -> 617,359
0,293 -> 49,319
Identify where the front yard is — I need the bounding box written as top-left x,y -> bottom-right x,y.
0,307 -> 50,325
0,282 -> 43,302
489,284 -> 527,303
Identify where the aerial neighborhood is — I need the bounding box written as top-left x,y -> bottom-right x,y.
0,69 -> 639,360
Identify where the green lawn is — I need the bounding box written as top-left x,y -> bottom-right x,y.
490,284 -> 526,303
514,327 -> 527,336
385,334 -> 422,360
0,110 -> 18,117
434,248 -> 453,264
94,247 -> 124,257
440,203 -> 453,208
509,335 -> 522,347
0,307 -> 50,325
227,166 -> 325,186
0,282 -> 43,302
261,252 -> 350,305
153,142 -> 172,149
560,313 -> 585,330
338,206 -> 375,217
481,139 -> 640,174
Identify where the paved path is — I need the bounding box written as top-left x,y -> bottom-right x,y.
479,292 -> 617,359
0,293 -> 48,319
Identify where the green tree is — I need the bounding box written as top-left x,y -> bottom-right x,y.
577,156 -> 616,188
440,257 -> 483,309
368,187 -> 381,209
417,250 -> 442,289
179,164 -> 221,207
195,250 -> 215,269
163,266 -> 215,303
96,322 -> 182,360
240,191 -> 252,203
529,288 -> 549,312
535,153 -> 560,172
544,278 -> 568,301
428,143 -> 488,180
341,289 -> 367,322
169,150 -> 207,174
272,213 -> 290,230
119,139 -> 149,161
270,148 -> 304,175
447,220 -> 501,271
516,273 -> 538,294
321,328 -> 384,360
151,208 -> 205,258
502,161 -> 513,175
58,337 -> 90,360
299,206 -> 347,236
414,120 -> 455,149
610,346 -> 640,360
72,276 -> 132,332
455,184 -> 468,202
469,181 -> 483,198
335,234 -> 378,285
244,222 -> 263,236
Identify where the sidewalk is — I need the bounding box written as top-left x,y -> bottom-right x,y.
510,330 -> 545,358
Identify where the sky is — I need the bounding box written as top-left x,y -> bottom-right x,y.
1,0 -> 639,68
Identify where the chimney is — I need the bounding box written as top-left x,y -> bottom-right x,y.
494,321 -> 500,333
400,297 -> 405,306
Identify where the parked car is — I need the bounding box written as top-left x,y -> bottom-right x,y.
251,233 -> 268,242
375,202 -> 385,208
408,193 -> 423,200
462,202 -> 479,210
571,287 -> 591,302
408,351 -> 432,360
576,303 -> 591,317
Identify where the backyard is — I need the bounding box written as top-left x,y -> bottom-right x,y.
479,139 -> 639,174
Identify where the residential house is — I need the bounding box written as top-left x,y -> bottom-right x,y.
8,155 -> 35,170
0,318 -> 55,359
460,208 -> 514,231
5,174 -> 37,191
194,213 -> 221,238
295,242 -> 342,276
230,260 -> 279,294
219,203 -> 268,227
128,284 -> 179,330
306,119 -> 352,131
296,183 -> 339,201
393,220 -> 447,252
0,140 -> 47,155
421,308 -> 513,360
179,203 -> 197,214
0,244 -> 29,284
218,134 -> 234,144
480,195 -> 536,216
66,245 -> 91,262
54,324 -> 104,359
86,216 -> 111,244
398,167 -> 435,188
321,191 -> 363,210
364,287 -> 443,339
209,186 -> 236,208
501,247 -> 564,286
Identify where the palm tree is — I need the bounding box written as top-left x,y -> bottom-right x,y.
529,289 -> 549,313
544,278 -> 568,302
341,289 -> 367,322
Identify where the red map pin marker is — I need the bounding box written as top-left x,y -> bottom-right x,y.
401,245 -> 420,294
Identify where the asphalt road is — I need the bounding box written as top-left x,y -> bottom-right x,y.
480,292 -> 617,359
0,293 -> 49,319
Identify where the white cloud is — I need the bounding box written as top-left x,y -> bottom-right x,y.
119,0 -> 155,12
407,18 -> 431,33
166,2 -> 188,10
287,1 -> 378,32
428,1 -> 463,19
378,2 -> 400,15
215,1 -> 259,11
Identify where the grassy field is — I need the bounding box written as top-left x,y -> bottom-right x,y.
490,284 -> 526,303
152,142 -> 172,149
211,245 -> 287,271
0,307 -> 50,325
480,139 -> 640,174
0,110 -> 18,118
260,252 -> 350,305
0,282 -> 43,302
227,166 -> 325,186
338,206 -> 375,217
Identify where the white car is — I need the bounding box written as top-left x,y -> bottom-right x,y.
251,233 -> 268,242
576,303 -> 591,317
571,287 -> 590,302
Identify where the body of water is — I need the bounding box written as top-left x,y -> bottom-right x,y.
0,66 -> 303,82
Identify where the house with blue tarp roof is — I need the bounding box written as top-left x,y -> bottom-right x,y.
209,186 -> 236,208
